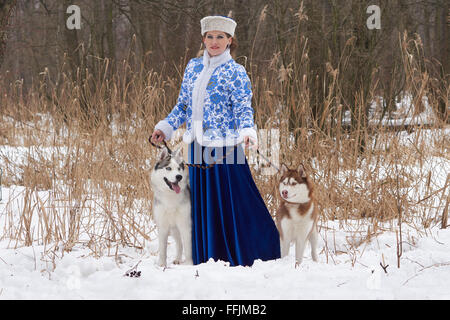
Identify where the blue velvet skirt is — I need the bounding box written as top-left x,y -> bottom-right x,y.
188,142 -> 281,266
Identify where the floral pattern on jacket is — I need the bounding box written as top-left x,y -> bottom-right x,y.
156,50 -> 256,146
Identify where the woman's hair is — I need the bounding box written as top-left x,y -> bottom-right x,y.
197,32 -> 238,58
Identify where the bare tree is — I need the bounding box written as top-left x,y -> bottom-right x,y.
0,0 -> 16,68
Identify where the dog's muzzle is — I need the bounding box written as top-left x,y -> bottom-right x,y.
164,177 -> 181,194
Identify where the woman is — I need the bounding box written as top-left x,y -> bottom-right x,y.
151,16 -> 280,266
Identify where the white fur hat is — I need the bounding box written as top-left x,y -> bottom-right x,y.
200,16 -> 237,37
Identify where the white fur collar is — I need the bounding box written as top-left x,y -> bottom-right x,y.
190,49 -> 232,145
202,48 -> 232,69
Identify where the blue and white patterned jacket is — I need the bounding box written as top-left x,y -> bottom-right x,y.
155,48 -> 257,147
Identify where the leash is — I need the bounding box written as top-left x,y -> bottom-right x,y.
148,136 -> 172,154
149,136 -> 235,169
255,148 -> 280,172
149,137 -> 279,171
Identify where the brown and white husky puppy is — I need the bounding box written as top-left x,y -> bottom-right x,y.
276,164 -> 319,265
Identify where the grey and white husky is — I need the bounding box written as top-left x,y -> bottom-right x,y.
150,146 -> 193,267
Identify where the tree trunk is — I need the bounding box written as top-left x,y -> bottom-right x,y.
63,0 -> 81,80
0,0 -> 17,68
105,0 -> 115,61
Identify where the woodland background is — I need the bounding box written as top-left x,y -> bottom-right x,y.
0,0 -> 448,125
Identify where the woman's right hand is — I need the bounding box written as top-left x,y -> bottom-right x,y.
151,129 -> 166,144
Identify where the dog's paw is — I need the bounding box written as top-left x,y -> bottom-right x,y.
156,259 -> 167,268
173,259 -> 182,265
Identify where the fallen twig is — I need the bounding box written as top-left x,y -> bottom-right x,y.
402,261 -> 450,286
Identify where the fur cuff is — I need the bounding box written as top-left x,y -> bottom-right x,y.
154,120 -> 174,140
239,127 -> 258,143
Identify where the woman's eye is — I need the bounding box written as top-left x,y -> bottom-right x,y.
217,36 -> 224,39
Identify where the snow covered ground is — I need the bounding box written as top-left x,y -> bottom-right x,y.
0,219 -> 449,300
343,93 -> 436,127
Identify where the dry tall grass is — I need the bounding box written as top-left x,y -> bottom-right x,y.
0,27 -> 448,266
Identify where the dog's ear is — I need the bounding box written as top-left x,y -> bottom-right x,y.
280,164 -> 288,175
297,163 -> 307,178
159,146 -> 171,160
172,146 -> 183,159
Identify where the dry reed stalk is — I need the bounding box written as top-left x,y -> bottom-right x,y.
441,196 -> 449,229
441,174 -> 449,229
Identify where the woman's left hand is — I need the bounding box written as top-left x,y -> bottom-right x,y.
244,136 -> 258,150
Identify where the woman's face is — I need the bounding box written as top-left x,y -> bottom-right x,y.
203,31 -> 232,57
